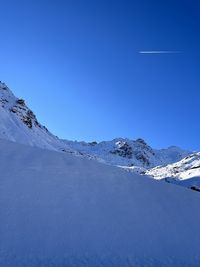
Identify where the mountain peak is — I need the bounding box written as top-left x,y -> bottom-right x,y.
135,138 -> 147,145
0,82 -> 72,152
0,81 -> 17,108
0,81 -> 8,89
0,82 -> 42,129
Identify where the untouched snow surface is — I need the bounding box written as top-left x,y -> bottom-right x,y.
0,139 -> 200,266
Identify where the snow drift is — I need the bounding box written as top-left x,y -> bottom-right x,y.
0,139 -> 200,266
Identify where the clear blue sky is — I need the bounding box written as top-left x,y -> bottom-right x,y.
0,0 -> 200,150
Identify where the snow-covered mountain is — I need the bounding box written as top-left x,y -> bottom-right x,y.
145,152 -> 200,190
1,80 -> 200,192
1,138 -> 200,266
1,81 -> 190,169
64,138 -> 190,168
0,81 -> 72,151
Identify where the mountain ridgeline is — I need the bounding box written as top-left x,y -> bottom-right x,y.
1,81 -> 199,189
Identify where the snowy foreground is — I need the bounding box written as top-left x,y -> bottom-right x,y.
1,139 -> 200,266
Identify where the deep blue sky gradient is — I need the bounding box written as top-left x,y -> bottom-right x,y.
0,0 -> 200,150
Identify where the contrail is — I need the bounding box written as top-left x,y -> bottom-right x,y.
139,51 -> 181,54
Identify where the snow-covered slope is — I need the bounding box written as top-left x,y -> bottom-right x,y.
0,139 -> 200,266
64,138 -> 190,168
145,152 -> 200,190
0,82 -> 72,151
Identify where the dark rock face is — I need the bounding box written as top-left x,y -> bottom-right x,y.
10,99 -> 44,129
109,139 -> 156,167
111,142 -> 133,159
190,186 -> 200,192
0,98 -> 8,108
135,152 -> 150,166
22,115 -> 32,128
0,85 -> 7,90
135,138 -> 147,145
89,141 -> 98,146
16,99 -> 25,106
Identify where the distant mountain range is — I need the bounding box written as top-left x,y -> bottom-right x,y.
1,81 -> 199,191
